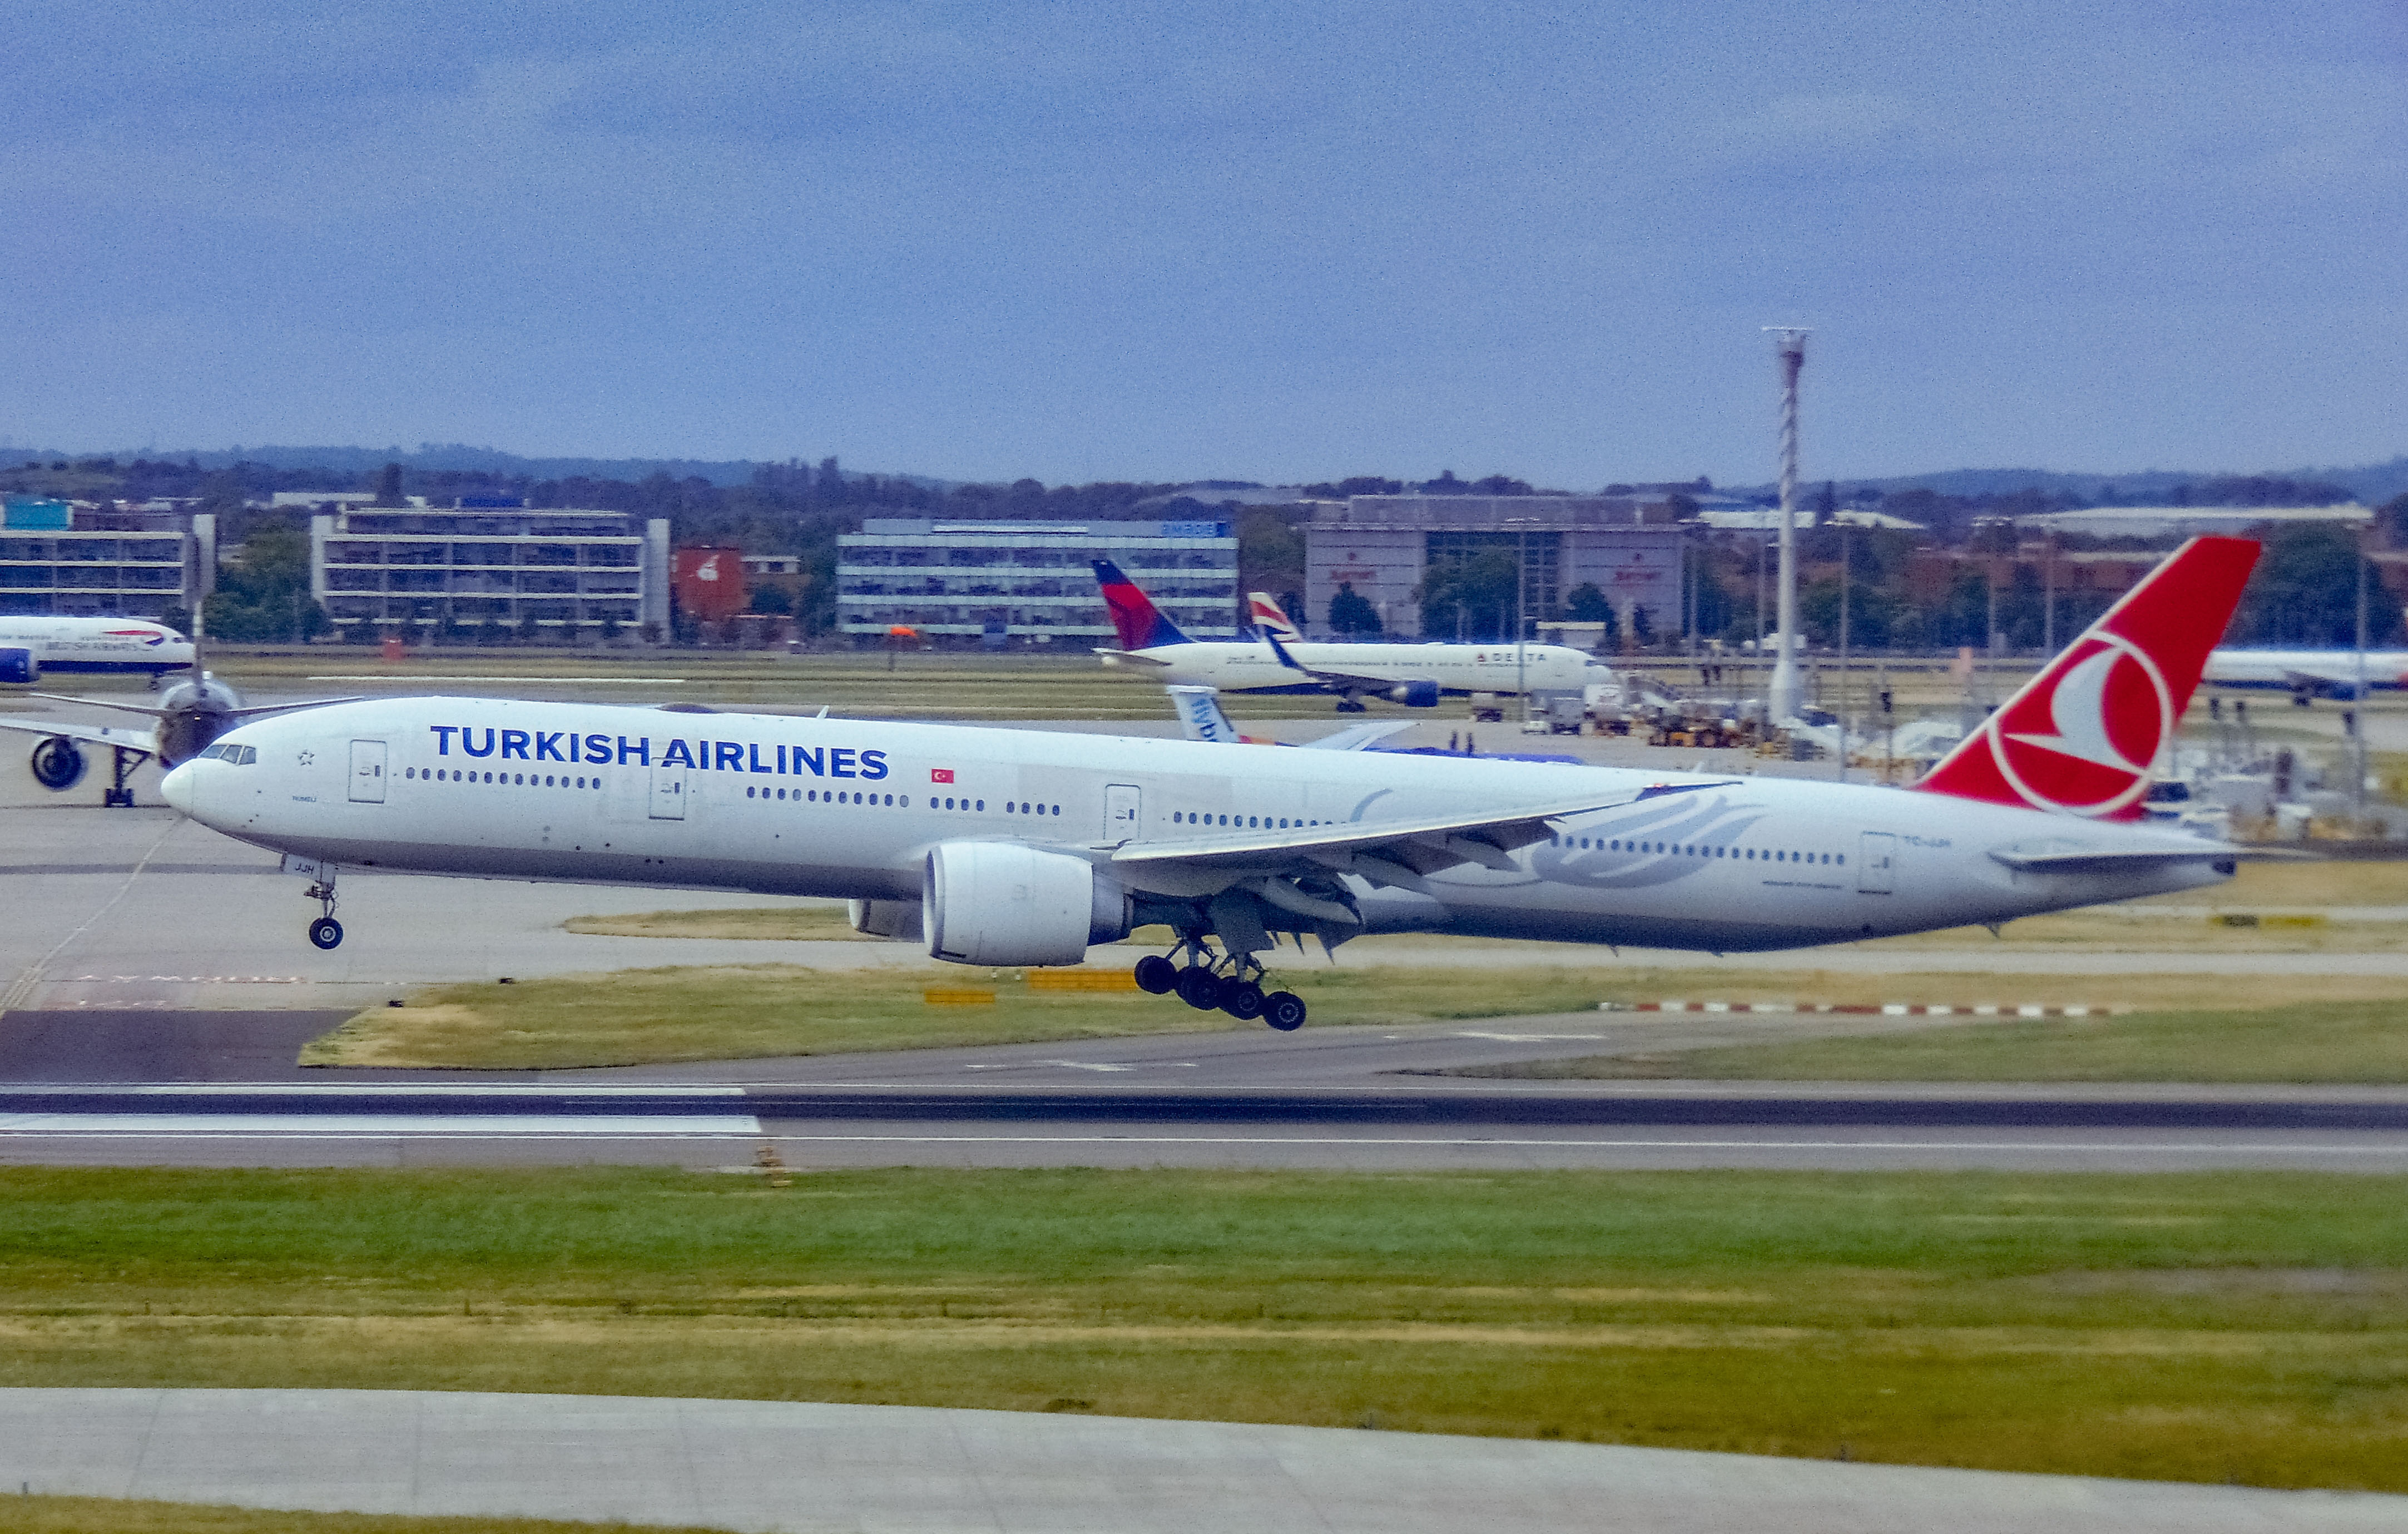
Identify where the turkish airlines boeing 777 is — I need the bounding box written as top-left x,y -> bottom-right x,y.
162,537 -> 2261,1033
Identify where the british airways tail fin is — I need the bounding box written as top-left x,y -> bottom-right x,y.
1091,559 -> 1191,650
1247,592 -> 1304,643
1914,535 -> 2260,820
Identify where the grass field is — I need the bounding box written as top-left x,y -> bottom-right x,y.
0,1167 -> 2403,1491
1468,997 -> 2408,1083
306,961 -> 2408,1071
2,1498 -> 703,1534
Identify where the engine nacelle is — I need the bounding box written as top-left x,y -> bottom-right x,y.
1387,679 -> 1440,708
29,736 -> 86,792
923,841 -> 1131,966
848,898 -> 924,941
0,648 -> 34,685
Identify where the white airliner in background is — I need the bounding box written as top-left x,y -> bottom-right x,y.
1092,560 -> 1593,711
0,615 -> 194,683
2204,648 -> 2408,700
162,538 -> 2265,1035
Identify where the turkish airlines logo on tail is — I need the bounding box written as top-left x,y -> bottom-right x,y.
1989,634 -> 2173,816
1915,536 -> 2260,820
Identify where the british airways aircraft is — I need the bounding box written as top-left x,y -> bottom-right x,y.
1091,560 -> 1593,711
0,615 -> 194,683
162,539 -> 2261,1034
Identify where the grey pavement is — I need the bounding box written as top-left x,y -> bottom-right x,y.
3,1388 -> 2400,1534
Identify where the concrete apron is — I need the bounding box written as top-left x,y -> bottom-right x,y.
2,1388 -> 2401,1534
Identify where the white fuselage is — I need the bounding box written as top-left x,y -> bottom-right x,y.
165,698 -> 2231,955
2204,649 -> 2408,693
0,617 -> 194,674
1112,640 -> 1591,696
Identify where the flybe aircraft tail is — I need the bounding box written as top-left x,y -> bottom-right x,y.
1915,535 -> 2260,820
1091,560 -> 1191,650
1247,592 -> 1304,643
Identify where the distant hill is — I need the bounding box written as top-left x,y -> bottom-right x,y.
1725,457 -> 2408,505
9,443 -> 955,492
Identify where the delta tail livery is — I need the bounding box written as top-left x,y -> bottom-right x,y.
0,616 -> 194,683
165,538 -> 2262,1033
1091,559 -> 1591,711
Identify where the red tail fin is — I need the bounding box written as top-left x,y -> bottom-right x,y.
1914,535 -> 2260,820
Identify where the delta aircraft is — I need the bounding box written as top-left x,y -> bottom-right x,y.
2203,648 -> 2408,701
161,537 -> 2262,1035
1091,560 -> 1592,711
0,615 -> 194,683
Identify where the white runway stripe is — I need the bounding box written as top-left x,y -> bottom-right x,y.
0,1114 -> 763,1137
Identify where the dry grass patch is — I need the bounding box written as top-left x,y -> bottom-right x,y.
1471,997 -> 2408,1083
5,1497 -> 716,1534
306,961 -> 2408,1071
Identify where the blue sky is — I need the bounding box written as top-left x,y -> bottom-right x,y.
3,1 -> 2401,486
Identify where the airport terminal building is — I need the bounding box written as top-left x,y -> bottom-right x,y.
308,503 -> 672,637
1304,495 -> 1686,639
837,518 -> 1240,644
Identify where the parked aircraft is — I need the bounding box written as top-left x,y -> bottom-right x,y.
162,538 -> 2261,1035
2204,649 -> 2408,701
1167,685 -> 1411,749
0,615 -> 194,683
1092,560 -> 1592,710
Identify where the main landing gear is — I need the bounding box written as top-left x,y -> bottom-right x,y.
304,867 -> 343,950
1133,943 -> 1307,1032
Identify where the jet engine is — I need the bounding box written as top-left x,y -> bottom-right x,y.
848,898 -> 924,941
923,841 -> 1132,966
1388,680 -> 1440,708
29,736 -> 86,792
0,648 -> 33,685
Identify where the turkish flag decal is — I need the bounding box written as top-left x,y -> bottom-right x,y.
930,768 -> 955,783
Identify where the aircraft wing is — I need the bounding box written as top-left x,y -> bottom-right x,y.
1987,843 -> 2306,872
1302,721 -> 1415,751
1110,781 -> 1739,893
1094,647 -> 1176,667
28,692 -> 366,718
0,716 -> 156,757
2277,665 -> 2368,691
1261,631 -> 1395,691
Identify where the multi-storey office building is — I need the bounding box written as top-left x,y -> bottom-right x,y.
309,504 -> 672,636
1304,495 -> 1687,640
0,500 -> 215,619
836,518 -> 1239,643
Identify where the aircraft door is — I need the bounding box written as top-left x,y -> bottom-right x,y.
1104,783 -> 1143,842
1857,831 -> 1896,894
348,740 -> 387,803
649,762 -> 687,820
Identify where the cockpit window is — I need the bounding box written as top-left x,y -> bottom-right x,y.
199,743 -> 256,764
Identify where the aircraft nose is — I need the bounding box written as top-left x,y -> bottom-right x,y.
161,759 -> 198,816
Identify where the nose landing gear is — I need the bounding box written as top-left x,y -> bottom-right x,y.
304,867 -> 343,950
1134,940 -> 1305,1031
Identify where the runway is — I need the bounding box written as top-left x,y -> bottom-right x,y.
7,1011 -> 2408,1170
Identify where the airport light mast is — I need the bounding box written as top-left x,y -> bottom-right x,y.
1765,327 -> 1809,724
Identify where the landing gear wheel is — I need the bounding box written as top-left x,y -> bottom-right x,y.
1335,697 -> 1368,713
1218,980 -> 1265,1021
1262,991 -> 1307,1032
1133,954 -> 1177,994
1173,965 -> 1223,1011
308,917 -> 344,951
